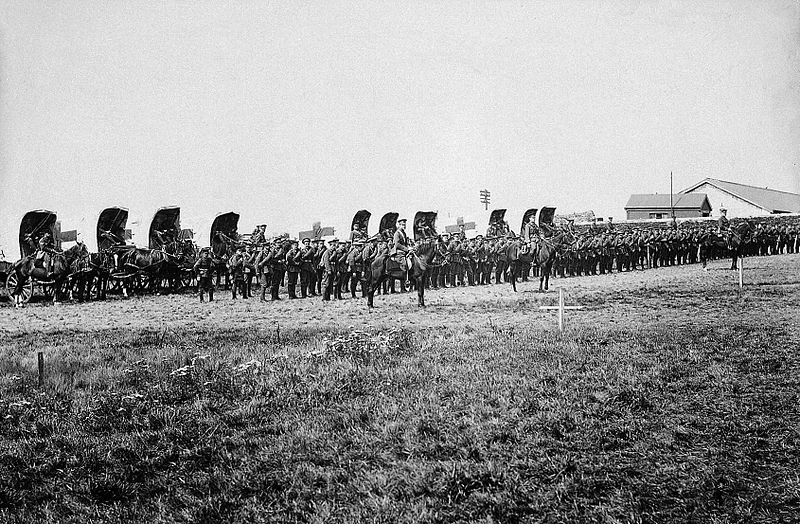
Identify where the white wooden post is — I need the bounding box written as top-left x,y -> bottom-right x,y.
739,258 -> 743,289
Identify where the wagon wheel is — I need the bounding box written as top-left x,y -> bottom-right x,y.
0,274 -> 7,300
107,273 -> 124,294
6,273 -> 34,304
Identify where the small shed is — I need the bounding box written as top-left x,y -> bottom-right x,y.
625,194 -> 711,220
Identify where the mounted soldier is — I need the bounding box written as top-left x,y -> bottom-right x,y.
390,218 -> 413,270
350,223 -> 368,244
717,208 -> 731,249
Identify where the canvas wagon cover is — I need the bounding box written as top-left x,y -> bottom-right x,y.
210,212 -> 240,245
97,207 -> 129,251
537,207 -> 557,227
352,210 -> 371,234
19,210 -> 58,257
489,209 -> 507,225
413,211 -> 437,241
379,212 -> 398,238
148,207 -> 181,248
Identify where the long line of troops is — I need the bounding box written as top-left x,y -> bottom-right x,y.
189,218 -> 800,302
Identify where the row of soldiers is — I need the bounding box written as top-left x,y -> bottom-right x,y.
191,216 -> 800,302
550,215 -> 800,278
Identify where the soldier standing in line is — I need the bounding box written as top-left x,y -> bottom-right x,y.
299,238 -> 316,298
193,248 -> 215,302
313,239 -> 326,295
285,239 -> 301,299
336,240 -> 350,298
448,235 -> 462,286
606,217 -> 615,232
347,240 -> 364,298
494,236 -> 508,284
255,242 -> 272,302
243,245 -> 257,298
321,238 -> 339,301
505,234 -> 521,291
267,241 -> 287,301
473,236 -> 486,285
436,234 -> 450,288
227,246 -> 246,299
360,235 -> 380,296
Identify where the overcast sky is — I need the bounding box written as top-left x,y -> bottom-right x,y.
1,0 -> 798,243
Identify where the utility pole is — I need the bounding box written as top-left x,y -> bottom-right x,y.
670,171 -> 675,220
479,189 -> 491,211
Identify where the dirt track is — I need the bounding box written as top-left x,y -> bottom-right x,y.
2,254 -> 799,336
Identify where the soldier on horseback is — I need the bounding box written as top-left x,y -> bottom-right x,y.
390,218 -> 413,270
717,208 -> 731,249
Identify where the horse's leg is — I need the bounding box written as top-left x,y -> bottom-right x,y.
417,271 -> 425,307
544,264 -> 550,291
368,273 -> 385,308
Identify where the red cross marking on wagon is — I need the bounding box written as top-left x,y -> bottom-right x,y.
444,217 -> 476,235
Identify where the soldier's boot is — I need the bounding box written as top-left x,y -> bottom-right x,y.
271,286 -> 281,301
199,291 -> 204,302
208,290 -> 213,302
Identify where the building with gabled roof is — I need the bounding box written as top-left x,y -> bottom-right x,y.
625,193 -> 712,220
680,178 -> 800,217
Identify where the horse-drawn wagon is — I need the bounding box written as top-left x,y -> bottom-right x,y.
5,210 -> 86,305
209,211 -> 241,289
88,206 -> 139,298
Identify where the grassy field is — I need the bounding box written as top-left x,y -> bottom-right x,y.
0,254 -> 799,523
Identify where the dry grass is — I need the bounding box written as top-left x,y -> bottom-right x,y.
0,254 -> 799,523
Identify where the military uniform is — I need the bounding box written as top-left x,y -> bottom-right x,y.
285,241 -> 301,299
193,250 -> 215,302
227,248 -> 246,299
321,240 -> 338,301
268,243 -> 287,301
299,239 -> 316,297
314,240 -> 326,295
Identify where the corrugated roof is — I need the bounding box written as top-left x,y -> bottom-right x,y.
681,178 -> 800,213
625,193 -> 709,209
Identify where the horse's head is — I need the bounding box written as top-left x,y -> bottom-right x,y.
65,242 -> 89,260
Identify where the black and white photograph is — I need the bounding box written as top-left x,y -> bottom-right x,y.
1,1 -> 799,522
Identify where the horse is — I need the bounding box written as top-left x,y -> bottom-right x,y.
10,242 -> 89,306
68,250 -> 101,301
529,230 -> 576,292
120,247 -> 178,294
367,238 -> 436,308
701,222 -> 752,270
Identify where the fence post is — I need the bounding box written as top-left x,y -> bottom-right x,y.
37,352 -> 44,386
739,258 -> 743,289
